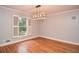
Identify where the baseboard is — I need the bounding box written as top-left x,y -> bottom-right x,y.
0,35 -> 79,47
39,35 -> 79,46
0,35 -> 39,47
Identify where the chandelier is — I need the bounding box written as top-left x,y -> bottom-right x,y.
31,5 -> 47,21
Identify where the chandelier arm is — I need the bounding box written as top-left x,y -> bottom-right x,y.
31,5 -> 47,21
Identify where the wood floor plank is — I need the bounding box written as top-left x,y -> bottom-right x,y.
0,37 -> 79,53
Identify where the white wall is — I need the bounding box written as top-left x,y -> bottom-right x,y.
40,10 -> 79,43
0,6 -> 39,44
0,6 -> 79,44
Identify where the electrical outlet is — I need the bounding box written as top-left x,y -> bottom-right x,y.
5,40 -> 10,42
72,16 -> 76,20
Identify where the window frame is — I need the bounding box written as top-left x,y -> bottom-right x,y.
12,15 -> 28,38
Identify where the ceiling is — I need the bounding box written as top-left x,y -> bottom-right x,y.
1,5 -> 79,16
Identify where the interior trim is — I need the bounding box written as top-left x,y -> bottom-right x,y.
40,35 -> 79,46
0,35 -> 79,47
0,35 -> 39,47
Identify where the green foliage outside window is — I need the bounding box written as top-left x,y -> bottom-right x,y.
19,17 -> 26,35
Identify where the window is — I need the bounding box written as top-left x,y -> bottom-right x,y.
13,15 -> 28,38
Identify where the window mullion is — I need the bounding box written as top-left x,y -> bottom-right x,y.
18,17 -> 20,37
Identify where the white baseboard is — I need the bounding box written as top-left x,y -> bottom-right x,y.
0,35 -> 79,47
0,35 -> 39,47
39,35 -> 79,46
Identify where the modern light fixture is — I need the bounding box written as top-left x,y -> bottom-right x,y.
31,5 -> 47,21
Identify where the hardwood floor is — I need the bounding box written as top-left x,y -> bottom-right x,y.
0,37 -> 79,53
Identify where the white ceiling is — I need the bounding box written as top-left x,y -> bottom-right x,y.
1,5 -> 79,15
